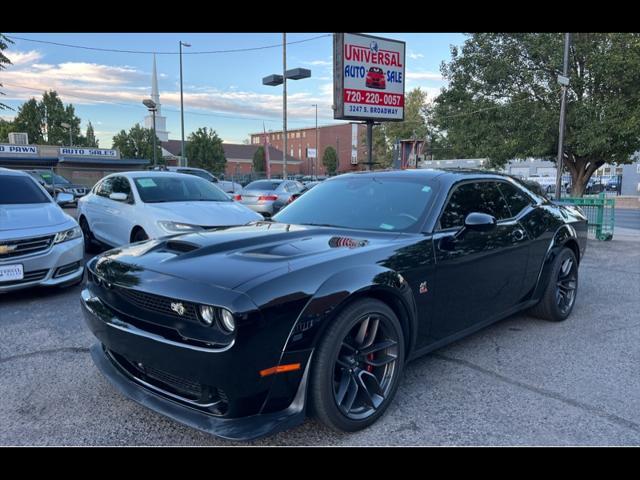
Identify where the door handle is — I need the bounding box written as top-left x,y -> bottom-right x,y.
512,229 -> 526,241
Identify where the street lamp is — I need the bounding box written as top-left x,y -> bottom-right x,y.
262,33 -> 311,179
143,98 -> 158,167
311,104 -> 318,178
60,122 -> 72,146
179,40 -> 191,167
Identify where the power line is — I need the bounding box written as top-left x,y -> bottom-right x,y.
4,34 -> 331,55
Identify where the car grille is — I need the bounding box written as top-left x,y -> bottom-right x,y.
114,286 -> 199,322
106,349 -> 228,413
0,268 -> 48,286
0,235 -> 54,260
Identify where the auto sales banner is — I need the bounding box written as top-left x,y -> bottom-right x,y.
334,33 -> 406,122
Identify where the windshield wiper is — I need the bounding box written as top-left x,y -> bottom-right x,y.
299,222 -> 337,228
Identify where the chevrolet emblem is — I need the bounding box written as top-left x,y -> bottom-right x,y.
0,244 -> 18,255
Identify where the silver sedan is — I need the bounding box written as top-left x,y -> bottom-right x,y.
236,179 -> 304,217
0,168 -> 84,293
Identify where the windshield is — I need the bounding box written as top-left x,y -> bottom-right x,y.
133,176 -> 231,203
273,176 -> 437,232
36,172 -> 71,185
245,180 -> 281,191
0,175 -> 52,204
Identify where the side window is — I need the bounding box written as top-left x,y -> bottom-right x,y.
439,181 -> 511,230
111,176 -> 132,199
96,178 -> 114,197
498,182 -> 534,218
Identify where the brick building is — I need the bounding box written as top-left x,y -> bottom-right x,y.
161,140 -> 301,177
249,123 -> 369,175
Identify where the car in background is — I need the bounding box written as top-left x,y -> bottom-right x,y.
0,168 -> 84,292
365,66 -> 386,89
77,171 -> 262,250
26,170 -> 89,205
235,179 -> 304,217
155,166 -> 242,193
606,177 -> 620,192
287,181 -> 322,205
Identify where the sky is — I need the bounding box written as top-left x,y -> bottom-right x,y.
1,32 -> 466,148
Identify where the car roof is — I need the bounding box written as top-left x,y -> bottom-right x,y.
108,170 -> 199,180
328,168 -> 519,185
0,167 -> 31,177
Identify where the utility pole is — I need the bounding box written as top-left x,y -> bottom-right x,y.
282,32 -> 287,179
555,33 -> 571,199
179,41 -> 191,167
365,120 -> 374,171
313,104 -> 318,178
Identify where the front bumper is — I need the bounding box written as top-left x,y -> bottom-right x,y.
0,236 -> 84,293
81,286 -> 312,441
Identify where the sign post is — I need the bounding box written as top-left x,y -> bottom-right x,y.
334,33 -> 406,170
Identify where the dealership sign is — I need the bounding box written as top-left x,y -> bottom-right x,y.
60,147 -> 117,157
0,144 -> 38,155
334,33 -> 406,122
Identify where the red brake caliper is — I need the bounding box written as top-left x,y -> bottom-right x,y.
366,353 -> 374,372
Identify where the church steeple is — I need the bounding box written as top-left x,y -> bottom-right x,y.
144,54 -> 169,142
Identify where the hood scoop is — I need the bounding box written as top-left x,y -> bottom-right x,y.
163,240 -> 200,254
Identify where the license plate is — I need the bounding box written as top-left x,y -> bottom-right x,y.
0,264 -> 24,282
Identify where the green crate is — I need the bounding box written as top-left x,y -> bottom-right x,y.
561,193 -> 615,241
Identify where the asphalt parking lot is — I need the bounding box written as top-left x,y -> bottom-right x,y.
1,210 -> 639,445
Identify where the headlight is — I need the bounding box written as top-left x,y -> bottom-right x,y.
157,221 -> 203,233
220,309 -> 235,332
199,305 -> 215,326
54,226 -> 82,244
63,188 -> 74,193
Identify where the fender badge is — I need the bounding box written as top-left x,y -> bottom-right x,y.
419,281 -> 428,294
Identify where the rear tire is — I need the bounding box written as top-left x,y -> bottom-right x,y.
310,298 -> 405,432
528,247 -> 578,322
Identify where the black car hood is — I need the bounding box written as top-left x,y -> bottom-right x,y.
98,222 -> 401,291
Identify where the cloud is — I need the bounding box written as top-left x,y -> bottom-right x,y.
406,71 -> 443,82
5,50 -> 43,66
303,59 -> 332,67
408,51 -> 424,60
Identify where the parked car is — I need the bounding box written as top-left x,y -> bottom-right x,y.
365,66 -> 386,89
287,181 -> 321,204
154,166 -> 242,193
0,168 -> 84,293
77,171 -> 262,250
26,169 -> 89,205
606,178 -> 620,192
81,169 -> 587,441
235,179 -> 304,217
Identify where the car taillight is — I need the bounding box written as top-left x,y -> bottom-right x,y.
258,195 -> 278,201
234,194 -> 242,201
287,196 -> 297,203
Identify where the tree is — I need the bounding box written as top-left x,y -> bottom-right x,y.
0,118 -> 15,142
11,90 -> 83,145
112,123 -> 161,161
432,33 -> 640,196
185,127 -> 226,174
365,88 -> 431,168
13,98 -> 44,144
253,146 -> 266,173
322,146 -> 338,175
0,34 -> 13,110
85,121 -> 99,148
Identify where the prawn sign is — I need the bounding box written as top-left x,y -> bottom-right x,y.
333,33 -> 406,122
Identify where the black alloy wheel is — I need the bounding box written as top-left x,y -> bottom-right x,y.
556,255 -> 577,316
310,298 -> 405,432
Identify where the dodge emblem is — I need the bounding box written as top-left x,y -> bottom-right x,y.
170,302 -> 186,316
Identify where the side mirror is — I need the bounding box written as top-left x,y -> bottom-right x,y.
109,192 -> 128,202
56,192 -> 74,205
452,212 -> 497,240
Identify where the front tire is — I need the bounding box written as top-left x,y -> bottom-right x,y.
528,247 -> 578,322
79,216 -> 96,253
310,298 -> 405,432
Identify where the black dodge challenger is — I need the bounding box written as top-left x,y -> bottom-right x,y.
81,169 -> 587,440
